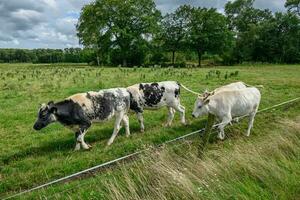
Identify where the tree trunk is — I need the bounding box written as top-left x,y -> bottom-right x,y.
122,58 -> 127,67
197,50 -> 202,67
95,47 -> 100,66
96,56 -> 100,66
172,50 -> 175,65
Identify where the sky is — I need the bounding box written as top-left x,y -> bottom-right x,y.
0,0 -> 286,49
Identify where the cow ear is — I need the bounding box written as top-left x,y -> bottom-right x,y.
49,106 -> 57,114
47,101 -> 56,113
203,91 -> 210,99
139,84 -> 144,90
203,98 -> 210,105
203,90 -> 214,99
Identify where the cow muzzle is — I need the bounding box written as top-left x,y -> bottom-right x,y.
33,123 -> 43,130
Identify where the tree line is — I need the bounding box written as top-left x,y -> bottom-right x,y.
0,48 -> 95,64
1,0 -> 299,66
76,0 -> 300,66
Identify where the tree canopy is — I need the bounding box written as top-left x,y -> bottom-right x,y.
160,6 -> 189,65
77,0 -> 161,66
186,7 -> 233,66
0,48 -> 95,64
285,0 -> 300,15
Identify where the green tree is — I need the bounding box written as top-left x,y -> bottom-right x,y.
285,0 -> 300,15
77,0 -> 161,67
76,4 -> 109,65
225,0 -> 272,32
225,0 -> 273,62
14,49 -> 30,62
160,6 -> 189,65
187,7 -> 233,66
273,12 -> 300,63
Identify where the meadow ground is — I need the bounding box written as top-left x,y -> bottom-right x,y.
0,63 -> 299,199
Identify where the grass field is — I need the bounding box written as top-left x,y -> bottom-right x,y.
0,63 -> 299,199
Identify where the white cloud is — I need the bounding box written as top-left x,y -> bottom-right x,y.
12,39 -> 20,45
0,0 -> 286,49
56,17 -> 78,35
11,9 -> 42,21
41,0 -> 58,9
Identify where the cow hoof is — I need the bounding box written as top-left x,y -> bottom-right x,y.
126,134 -> 130,138
140,129 -> 145,133
82,144 -> 91,150
217,134 -> 225,140
164,123 -> 171,127
74,143 -> 81,151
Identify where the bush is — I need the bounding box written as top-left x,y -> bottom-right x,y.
149,52 -> 168,64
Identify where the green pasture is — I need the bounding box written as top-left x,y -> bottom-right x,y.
0,63 -> 299,199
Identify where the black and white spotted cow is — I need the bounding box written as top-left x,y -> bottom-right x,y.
33,88 -> 131,150
127,81 -> 186,132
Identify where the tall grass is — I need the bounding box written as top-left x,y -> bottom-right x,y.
35,116 -> 300,200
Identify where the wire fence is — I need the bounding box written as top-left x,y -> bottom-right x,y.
3,96 -> 300,200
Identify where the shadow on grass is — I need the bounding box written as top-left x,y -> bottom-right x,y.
1,119 -> 209,166
1,127 -> 117,165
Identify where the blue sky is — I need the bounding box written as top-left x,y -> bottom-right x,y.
0,0 -> 286,49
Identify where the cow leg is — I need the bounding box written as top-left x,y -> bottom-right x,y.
77,129 -> 91,150
107,112 -> 124,146
122,114 -> 130,137
173,104 -> 186,125
246,112 -> 256,137
74,131 -> 81,151
165,107 -> 175,127
136,112 -> 145,133
218,115 -> 232,140
74,116 -> 92,150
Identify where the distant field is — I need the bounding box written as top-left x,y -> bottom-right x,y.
0,63 -> 299,199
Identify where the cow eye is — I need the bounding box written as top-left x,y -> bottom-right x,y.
198,105 -> 202,109
39,111 -> 48,119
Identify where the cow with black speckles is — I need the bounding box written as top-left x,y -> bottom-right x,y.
127,81 -> 186,132
33,88 -> 131,150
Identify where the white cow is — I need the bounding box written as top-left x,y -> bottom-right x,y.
210,81 -> 263,94
192,87 -> 261,140
213,81 -> 247,93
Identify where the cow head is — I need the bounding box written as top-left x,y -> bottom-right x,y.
33,101 -> 57,130
192,91 -> 212,118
